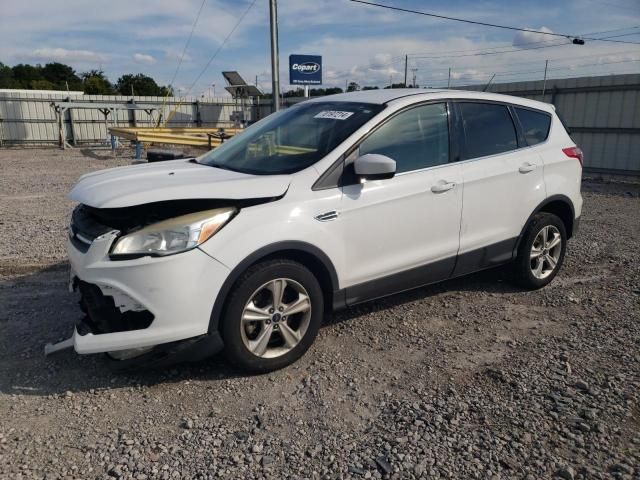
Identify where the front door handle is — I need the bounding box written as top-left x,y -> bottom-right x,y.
431,181 -> 456,193
519,163 -> 537,174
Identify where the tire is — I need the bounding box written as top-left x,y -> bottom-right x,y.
221,259 -> 324,373
512,212 -> 567,290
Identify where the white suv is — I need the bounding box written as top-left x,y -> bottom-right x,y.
65,89 -> 583,371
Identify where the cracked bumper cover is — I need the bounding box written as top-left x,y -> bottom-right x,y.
67,231 -> 230,355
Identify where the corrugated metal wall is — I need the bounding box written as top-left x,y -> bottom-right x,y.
461,73 -> 640,175
0,91 -> 253,146
1,74 -> 639,175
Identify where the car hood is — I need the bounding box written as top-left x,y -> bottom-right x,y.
69,159 -> 291,208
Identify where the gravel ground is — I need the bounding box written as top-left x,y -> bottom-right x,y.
0,148 -> 639,480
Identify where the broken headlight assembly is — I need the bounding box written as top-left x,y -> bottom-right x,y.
110,207 -> 236,258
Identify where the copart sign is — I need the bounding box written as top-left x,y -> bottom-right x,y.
289,54 -> 322,85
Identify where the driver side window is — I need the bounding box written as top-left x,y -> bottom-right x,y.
359,103 -> 449,173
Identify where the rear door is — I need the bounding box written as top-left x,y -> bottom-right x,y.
339,102 -> 463,303
453,101 -> 546,276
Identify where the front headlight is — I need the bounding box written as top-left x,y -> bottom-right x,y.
111,207 -> 236,257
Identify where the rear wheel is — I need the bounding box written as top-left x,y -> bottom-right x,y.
221,259 -> 323,372
513,212 -> 567,289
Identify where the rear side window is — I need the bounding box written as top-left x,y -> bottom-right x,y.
459,102 -> 518,159
515,107 -> 551,146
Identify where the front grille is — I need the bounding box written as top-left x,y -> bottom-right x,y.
77,281 -> 154,335
69,205 -> 118,252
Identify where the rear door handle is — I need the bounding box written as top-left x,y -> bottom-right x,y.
431,181 -> 456,193
519,163 -> 537,174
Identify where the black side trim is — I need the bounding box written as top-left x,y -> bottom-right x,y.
208,241 -> 340,332
337,237 -> 521,309
452,237 -> 518,278
312,154 -> 346,191
507,104 -> 527,148
344,256 -> 455,306
514,194 -> 576,253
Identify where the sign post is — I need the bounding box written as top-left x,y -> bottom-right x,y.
269,0 -> 280,112
289,55 -> 322,95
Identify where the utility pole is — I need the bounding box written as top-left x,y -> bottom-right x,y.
411,68 -> 418,87
541,59 -> 549,100
447,67 -> 451,89
403,54 -> 408,87
269,0 -> 280,112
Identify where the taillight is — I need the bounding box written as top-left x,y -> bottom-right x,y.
562,146 -> 583,167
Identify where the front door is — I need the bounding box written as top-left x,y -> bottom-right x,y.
338,102 -> 463,304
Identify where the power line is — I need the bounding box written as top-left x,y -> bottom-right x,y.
371,26 -> 640,70
185,0 -> 258,95
413,47 -> 640,72
418,58 -> 640,84
169,0 -> 208,89
375,35 -> 639,71
409,33 -> 639,61
404,26 -> 640,57
349,0 -> 640,45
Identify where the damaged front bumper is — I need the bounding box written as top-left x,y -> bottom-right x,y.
61,227 -> 230,360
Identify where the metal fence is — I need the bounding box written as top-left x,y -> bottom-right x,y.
0,90 -> 254,147
1,73 -> 639,176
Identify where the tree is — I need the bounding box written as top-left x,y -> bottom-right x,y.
11,63 -> 44,88
1,61 -> 173,95
362,86 -> 379,90
81,70 -> 116,94
116,73 -> 171,96
384,82 -> 408,89
346,81 -> 360,92
0,62 -> 18,88
41,62 -> 82,90
282,87 -> 304,98
309,87 -> 342,96
29,79 -> 57,90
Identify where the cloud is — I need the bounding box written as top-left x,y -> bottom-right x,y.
133,53 -> 156,65
512,27 -> 555,47
3,0 -> 638,95
165,50 -> 192,63
29,47 -> 108,63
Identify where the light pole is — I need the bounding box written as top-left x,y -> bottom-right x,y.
269,0 -> 280,112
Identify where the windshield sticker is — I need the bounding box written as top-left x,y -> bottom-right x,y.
314,110 -> 355,120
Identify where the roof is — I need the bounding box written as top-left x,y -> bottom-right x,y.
306,88 -> 445,104
305,87 -> 554,112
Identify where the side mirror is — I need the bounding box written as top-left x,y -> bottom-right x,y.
353,153 -> 396,181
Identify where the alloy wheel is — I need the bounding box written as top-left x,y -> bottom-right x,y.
530,225 -> 562,280
240,278 -> 312,358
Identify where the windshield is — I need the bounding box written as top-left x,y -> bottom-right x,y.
198,101 -> 385,175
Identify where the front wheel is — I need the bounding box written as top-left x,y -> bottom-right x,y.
221,259 -> 324,372
512,212 -> 567,289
